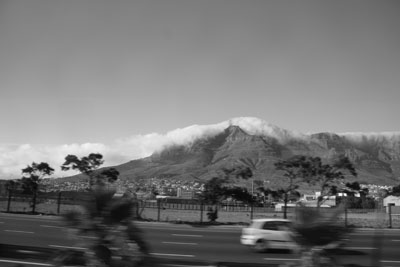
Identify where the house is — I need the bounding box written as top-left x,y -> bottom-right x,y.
298,193 -> 336,207
383,195 -> 400,213
274,203 -> 297,212
177,188 -> 195,199
274,202 -> 331,212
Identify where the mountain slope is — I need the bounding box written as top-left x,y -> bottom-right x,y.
61,118 -> 400,187
112,121 -> 400,187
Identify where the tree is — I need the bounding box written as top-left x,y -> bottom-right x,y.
224,186 -> 254,204
345,181 -> 361,192
21,162 -> 54,213
199,177 -> 225,222
221,164 -> 253,181
274,155 -> 311,218
199,166 -> 254,222
304,156 -> 357,207
5,179 -> 19,192
61,153 -> 119,190
236,157 -> 263,194
390,184 -> 400,196
5,179 -> 20,212
200,177 -> 226,205
340,182 -> 374,209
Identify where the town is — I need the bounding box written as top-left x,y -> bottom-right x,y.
38,176 -> 394,208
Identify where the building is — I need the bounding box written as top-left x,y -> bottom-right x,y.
177,188 -> 195,199
383,195 -> 400,213
298,193 -> 336,207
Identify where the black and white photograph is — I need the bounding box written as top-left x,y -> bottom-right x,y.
1,0 -> 400,266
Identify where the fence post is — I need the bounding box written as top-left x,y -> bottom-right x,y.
7,189 -> 12,212
389,204 -> 393,229
57,192 -> 62,215
344,206 -> 348,227
200,202 -> 203,224
32,191 -> 37,214
157,199 -> 161,222
250,203 -> 253,220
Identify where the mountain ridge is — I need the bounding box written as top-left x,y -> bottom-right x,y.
66,118 -> 400,187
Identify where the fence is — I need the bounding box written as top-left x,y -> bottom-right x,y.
0,192 -> 398,228
0,192 -> 87,215
137,201 -> 395,228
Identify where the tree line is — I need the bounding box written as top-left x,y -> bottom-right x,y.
3,153 -> 391,218
5,153 -> 119,214
199,154 -> 380,220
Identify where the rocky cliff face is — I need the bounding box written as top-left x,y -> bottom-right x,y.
115,125 -> 400,186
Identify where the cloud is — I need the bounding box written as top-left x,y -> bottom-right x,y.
0,143 -> 109,179
339,131 -> 400,143
0,117 -> 304,179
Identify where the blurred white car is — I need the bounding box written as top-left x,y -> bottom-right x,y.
240,218 -> 345,253
240,218 -> 298,252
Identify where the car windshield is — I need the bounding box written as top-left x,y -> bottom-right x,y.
250,220 -> 265,229
250,220 -> 292,230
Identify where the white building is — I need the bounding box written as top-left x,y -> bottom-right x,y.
298,193 -> 336,207
383,195 -> 400,213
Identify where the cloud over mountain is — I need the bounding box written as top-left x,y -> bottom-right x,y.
0,117 -> 281,178
1,117 -> 400,181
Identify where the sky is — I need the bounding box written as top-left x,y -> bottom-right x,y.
1,0 -> 400,178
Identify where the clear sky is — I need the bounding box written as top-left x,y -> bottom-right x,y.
1,0 -> 400,178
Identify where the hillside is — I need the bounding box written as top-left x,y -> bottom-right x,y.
110,122 -> 400,187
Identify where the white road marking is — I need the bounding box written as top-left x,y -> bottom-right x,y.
135,223 -> 239,233
49,244 -> 87,250
162,241 -> 198,245
162,264 -> 213,267
4,229 -> 34,234
0,259 -> 52,266
345,247 -> 377,250
264,258 -> 299,261
391,240 -> 400,242
172,234 -> 203,237
151,253 -> 195,258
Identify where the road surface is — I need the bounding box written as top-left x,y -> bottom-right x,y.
0,212 -> 399,266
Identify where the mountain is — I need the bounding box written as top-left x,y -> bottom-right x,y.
111,118 -> 400,187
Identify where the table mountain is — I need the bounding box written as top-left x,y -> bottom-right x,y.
114,120 -> 400,186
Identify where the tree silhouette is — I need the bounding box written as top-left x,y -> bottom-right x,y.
303,155 -> 357,207
200,177 -> 226,205
236,157 -> 263,194
224,186 -> 254,204
61,153 -> 119,190
5,179 -> 20,212
274,155 -> 310,218
199,166 -> 255,222
21,162 -> 54,213
390,184 -> 400,196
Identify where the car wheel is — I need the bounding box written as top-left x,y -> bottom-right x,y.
254,239 -> 268,253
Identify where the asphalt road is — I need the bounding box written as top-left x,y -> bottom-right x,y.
1,212 -> 400,267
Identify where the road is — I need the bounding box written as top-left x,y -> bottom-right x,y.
1,212 -> 400,266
